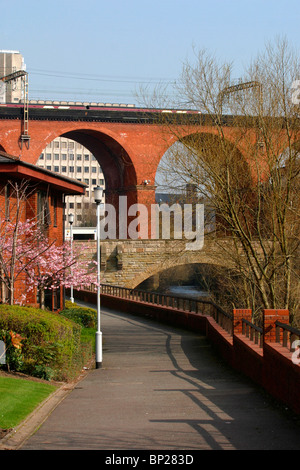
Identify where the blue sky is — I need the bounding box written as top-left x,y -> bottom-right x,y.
1,0 -> 299,104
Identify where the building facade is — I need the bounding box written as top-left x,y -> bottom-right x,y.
37,136 -> 105,227
0,50 -> 26,103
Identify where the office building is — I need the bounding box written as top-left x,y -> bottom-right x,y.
37,136 -> 105,226
0,50 -> 26,103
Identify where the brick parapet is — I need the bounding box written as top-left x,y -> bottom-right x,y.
232,308 -> 252,335
263,309 -> 289,343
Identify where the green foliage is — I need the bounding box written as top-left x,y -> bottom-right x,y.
65,300 -> 79,309
60,306 -> 97,328
0,304 -> 84,381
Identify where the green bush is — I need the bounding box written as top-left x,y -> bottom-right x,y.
60,304 -> 97,374
60,306 -> 97,328
0,304 -> 83,381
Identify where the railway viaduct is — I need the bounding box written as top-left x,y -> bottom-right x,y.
0,105 -> 288,287
0,105 -> 255,225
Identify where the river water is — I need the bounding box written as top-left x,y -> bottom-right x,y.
165,285 -> 209,299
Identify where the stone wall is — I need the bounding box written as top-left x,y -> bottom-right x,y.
75,238 -> 226,288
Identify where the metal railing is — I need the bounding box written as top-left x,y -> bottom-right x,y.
242,318 -> 263,347
275,321 -> 300,351
82,283 -> 233,335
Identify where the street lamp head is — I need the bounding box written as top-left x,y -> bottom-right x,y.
94,186 -> 103,204
68,213 -> 74,225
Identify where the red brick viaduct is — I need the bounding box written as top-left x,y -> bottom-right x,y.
0,107 -> 255,224
0,106 -> 297,287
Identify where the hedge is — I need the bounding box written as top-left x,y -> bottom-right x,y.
60,305 -> 97,328
0,304 -> 85,381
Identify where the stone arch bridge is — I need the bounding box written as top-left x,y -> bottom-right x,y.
78,238 -> 233,289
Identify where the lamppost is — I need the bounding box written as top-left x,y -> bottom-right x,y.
68,213 -> 74,304
94,186 -> 103,368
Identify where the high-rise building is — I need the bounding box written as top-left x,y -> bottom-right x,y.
37,137 -> 105,226
0,50 -> 26,103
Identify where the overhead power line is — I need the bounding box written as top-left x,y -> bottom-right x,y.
29,68 -> 175,85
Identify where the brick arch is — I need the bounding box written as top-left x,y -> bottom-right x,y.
155,129 -> 252,190
62,129 -> 137,190
0,110 -> 263,236
30,126 -> 141,222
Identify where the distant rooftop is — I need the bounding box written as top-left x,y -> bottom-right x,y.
0,150 -> 87,195
0,50 -> 21,54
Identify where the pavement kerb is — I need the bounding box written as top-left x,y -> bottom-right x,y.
0,363 -> 93,451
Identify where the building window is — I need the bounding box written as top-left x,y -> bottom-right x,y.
69,154 -> 74,161
77,167 -> 82,173
69,166 -> 74,173
84,167 -> 89,173
46,153 -> 51,160
76,154 -> 82,160
54,154 -> 59,160
54,166 -> 59,172
62,154 -> 67,160
62,166 -> 66,172
84,154 -> 89,161
91,167 -> 97,173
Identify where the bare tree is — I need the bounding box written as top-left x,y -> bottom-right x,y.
140,38 -> 300,322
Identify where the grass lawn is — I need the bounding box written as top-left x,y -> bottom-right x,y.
0,375 -> 57,430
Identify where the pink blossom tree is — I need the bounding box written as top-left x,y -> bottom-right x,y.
0,181 -> 97,307
24,232 -> 97,308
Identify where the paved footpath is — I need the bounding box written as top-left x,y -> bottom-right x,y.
17,304 -> 300,451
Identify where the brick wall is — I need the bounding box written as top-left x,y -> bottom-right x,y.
0,179 -> 65,306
